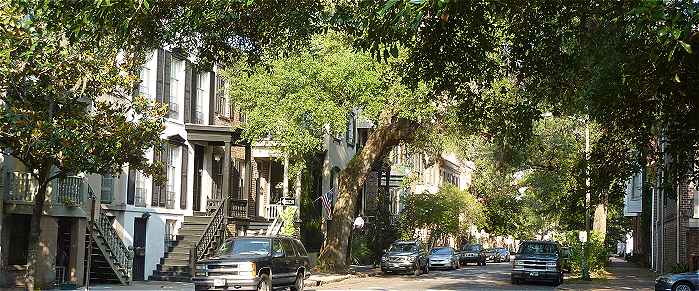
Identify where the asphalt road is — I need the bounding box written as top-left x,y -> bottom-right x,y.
310,261 -> 656,291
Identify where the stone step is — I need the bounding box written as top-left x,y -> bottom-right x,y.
162,257 -> 191,267
184,216 -> 213,224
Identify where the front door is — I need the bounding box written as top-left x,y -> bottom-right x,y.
133,217 -> 147,281
193,145 -> 204,211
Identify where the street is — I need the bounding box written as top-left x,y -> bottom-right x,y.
311,261 -> 656,291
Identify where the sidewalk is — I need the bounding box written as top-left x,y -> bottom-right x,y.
305,265 -> 381,287
560,257 -> 657,290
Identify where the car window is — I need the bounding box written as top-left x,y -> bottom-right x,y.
282,239 -> 296,257
389,243 -> 416,252
214,238 -> 271,257
430,248 -> 452,255
463,245 -> 481,252
272,239 -> 284,256
293,239 -> 308,256
519,243 -> 558,255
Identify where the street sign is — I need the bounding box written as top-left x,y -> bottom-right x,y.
281,197 -> 296,205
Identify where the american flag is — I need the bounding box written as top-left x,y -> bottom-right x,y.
320,188 -> 334,219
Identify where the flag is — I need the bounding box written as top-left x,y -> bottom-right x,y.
320,187 -> 334,220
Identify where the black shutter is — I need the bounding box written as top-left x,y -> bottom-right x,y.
127,169 -> 136,205
184,61 -> 192,123
152,146 -> 161,207
159,145 -> 168,207
156,49 -> 164,104
209,72 -> 216,124
191,68 -> 198,123
163,51 -> 172,118
180,146 -> 189,209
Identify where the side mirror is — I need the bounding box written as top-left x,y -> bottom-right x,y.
273,251 -> 285,258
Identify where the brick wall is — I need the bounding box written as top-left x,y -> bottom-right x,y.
662,219 -> 678,270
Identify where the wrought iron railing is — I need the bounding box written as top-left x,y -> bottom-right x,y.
229,199 -> 248,219
89,182 -> 133,282
4,172 -> 85,207
191,199 -> 226,263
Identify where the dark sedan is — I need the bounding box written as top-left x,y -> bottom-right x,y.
655,271 -> 699,291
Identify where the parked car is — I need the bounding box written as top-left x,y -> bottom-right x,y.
484,248 -> 499,262
428,247 -> 460,270
496,248 -> 511,262
380,240 -> 429,276
655,271 -> 699,291
460,244 -> 487,266
192,236 -> 310,291
511,240 -> 566,286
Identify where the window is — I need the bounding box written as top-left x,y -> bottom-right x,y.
215,77 -> 227,116
164,144 -> 179,209
101,175 -> 114,204
7,214 -> 31,265
694,186 -> 698,219
169,59 -> 184,119
194,73 -> 207,123
134,171 -> 147,207
272,239 -> 284,256
165,219 -> 177,248
282,239 -> 296,257
139,66 -> 151,98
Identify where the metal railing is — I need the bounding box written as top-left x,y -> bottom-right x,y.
3,172 -> 86,207
91,200 -> 133,282
229,199 -> 248,219
190,198 -> 227,275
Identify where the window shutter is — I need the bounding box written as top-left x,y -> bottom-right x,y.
184,62 -> 192,123
180,146 -> 189,209
209,72 -> 216,124
156,49 -> 164,104
163,51 -> 172,118
191,70 -> 199,123
127,169 -> 136,205
159,145 -> 168,207
152,147 -> 161,207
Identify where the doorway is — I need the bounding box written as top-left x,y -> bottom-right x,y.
193,145 -> 204,211
132,217 -> 147,281
56,218 -> 73,284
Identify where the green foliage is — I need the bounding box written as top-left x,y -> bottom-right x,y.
350,233 -> 373,265
398,185 -> 484,244
557,231 -> 609,275
280,206 -> 297,236
224,32 -> 431,159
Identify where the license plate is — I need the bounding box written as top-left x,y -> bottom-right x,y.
213,278 -> 226,287
529,272 -> 539,277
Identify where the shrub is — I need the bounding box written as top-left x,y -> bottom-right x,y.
556,230 -> 608,274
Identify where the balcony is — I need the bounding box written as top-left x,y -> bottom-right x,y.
2,171 -> 90,217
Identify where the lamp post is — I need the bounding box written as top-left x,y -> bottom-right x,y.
581,117 -> 591,281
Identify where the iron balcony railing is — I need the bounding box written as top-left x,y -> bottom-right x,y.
3,172 -> 86,207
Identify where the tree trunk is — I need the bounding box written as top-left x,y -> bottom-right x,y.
593,203 -> 607,241
317,114 -> 417,273
26,168 -> 51,290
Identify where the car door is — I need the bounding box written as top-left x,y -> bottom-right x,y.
281,238 -> 298,284
271,239 -> 287,286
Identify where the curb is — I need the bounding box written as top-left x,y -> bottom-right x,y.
304,271 -> 379,287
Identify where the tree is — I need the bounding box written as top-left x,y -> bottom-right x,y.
1,0 -> 326,286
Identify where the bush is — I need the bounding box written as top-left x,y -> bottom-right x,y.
280,207 -> 297,236
557,230 -> 608,275
350,233 -> 373,265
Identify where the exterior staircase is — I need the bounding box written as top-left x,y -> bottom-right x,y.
149,214 -> 211,281
84,200 -> 133,285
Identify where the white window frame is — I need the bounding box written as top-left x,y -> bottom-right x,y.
196,73 -> 208,123
169,58 -> 184,120
101,175 -> 114,204
165,144 -> 179,209
134,171 -> 147,207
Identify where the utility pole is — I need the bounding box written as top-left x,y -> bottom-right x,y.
582,118 -> 591,281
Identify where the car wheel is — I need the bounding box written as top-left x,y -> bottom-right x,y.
673,283 -> 694,291
257,274 -> 272,291
291,272 -> 304,291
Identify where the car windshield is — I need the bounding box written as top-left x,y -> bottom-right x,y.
519,243 -> 558,255
462,245 -> 481,252
215,238 -> 271,257
430,248 -> 452,255
389,243 -> 416,253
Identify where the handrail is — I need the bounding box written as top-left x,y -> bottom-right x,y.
192,197 -> 227,261
86,182 -> 133,282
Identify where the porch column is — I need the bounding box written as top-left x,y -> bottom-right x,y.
244,144 -> 252,214
283,155 -> 289,198
222,141 -> 231,220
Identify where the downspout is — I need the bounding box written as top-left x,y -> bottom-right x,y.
677,183 -> 680,265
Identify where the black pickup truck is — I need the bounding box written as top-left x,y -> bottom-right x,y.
192,236 -> 310,291
511,240 -> 567,286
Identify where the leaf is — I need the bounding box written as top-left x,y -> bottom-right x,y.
679,40 -> 692,54
674,73 -> 681,83
390,45 -> 399,58
379,0 -> 399,18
